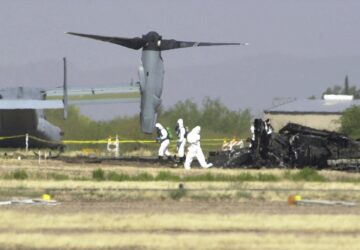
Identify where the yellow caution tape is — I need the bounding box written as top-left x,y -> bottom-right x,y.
62,139 -> 158,144
202,139 -> 229,142
28,135 -> 61,144
62,140 -> 236,145
0,133 -> 244,146
0,135 -> 26,141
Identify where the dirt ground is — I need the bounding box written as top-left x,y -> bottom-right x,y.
0,160 -> 359,250
2,200 -> 359,215
0,159 -> 359,216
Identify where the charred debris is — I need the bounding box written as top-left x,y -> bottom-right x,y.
209,121 -> 360,171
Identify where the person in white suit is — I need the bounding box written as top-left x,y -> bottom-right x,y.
184,126 -> 213,170
175,118 -> 186,162
155,123 -> 170,159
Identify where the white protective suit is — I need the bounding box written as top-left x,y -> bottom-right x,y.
265,120 -> 273,135
250,124 -> 255,141
176,118 -> 186,158
250,124 -> 255,149
155,123 -> 170,157
184,126 -> 213,169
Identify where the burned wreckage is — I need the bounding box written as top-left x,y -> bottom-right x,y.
209,121 -> 360,171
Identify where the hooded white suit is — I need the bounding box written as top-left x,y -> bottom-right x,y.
155,123 -> 170,157
176,118 -> 186,158
184,126 -> 212,169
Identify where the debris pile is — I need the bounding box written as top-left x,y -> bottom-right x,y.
209,122 -> 360,170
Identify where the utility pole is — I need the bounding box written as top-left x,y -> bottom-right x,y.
344,75 -> 349,95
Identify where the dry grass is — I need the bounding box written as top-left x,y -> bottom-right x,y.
0,179 -> 358,191
0,233 -> 359,250
123,148 -> 154,157
0,212 -> 360,249
0,158 -> 359,184
1,212 -> 360,231
0,159 -> 359,249
0,179 -> 359,202
1,160 -> 360,185
0,233 -> 360,250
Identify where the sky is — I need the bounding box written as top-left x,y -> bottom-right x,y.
1,0 -> 360,119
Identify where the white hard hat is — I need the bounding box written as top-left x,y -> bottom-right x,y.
177,118 -> 183,126
194,126 -> 201,133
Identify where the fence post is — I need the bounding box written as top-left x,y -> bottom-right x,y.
107,135 -> 120,158
25,133 -> 29,152
115,135 -> 119,158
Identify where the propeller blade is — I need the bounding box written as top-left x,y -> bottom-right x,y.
160,39 -> 248,50
66,32 -> 146,50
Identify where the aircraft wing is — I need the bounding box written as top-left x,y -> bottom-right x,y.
46,86 -> 140,105
0,100 -> 64,110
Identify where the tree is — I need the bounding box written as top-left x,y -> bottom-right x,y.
160,99 -> 201,129
161,97 -> 251,139
340,105 -> 360,138
199,97 -> 251,137
307,95 -> 316,100
344,75 -> 349,95
46,97 -> 252,151
322,75 -> 360,99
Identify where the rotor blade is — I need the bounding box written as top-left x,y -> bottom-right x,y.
160,39 -> 248,50
66,32 -> 146,50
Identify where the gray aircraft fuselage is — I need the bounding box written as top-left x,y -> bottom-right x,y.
138,50 -> 164,133
0,87 -> 63,148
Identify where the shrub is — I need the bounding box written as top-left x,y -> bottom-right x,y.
92,168 -> 105,181
234,173 -> 257,182
135,172 -> 154,181
290,167 -> 327,182
169,188 -> 187,200
340,105 -> 360,138
49,173 -> 69,180
257,173 -> 279,182
107,171 -> 130,182
184,172 -> 216,182
13,169 -> 28,180
155,171 -> 181,181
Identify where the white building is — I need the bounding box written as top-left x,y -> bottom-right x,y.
264,95 -> 359,132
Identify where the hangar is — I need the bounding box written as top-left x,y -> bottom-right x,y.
264,95 -> 360,132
